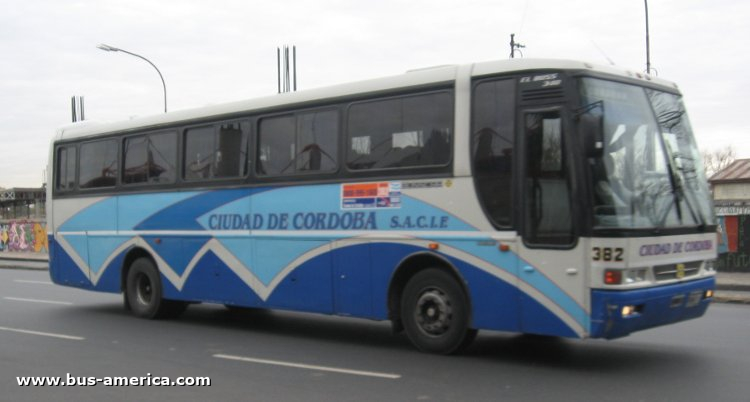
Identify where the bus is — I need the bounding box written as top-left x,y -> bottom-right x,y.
47,59 -> 717,354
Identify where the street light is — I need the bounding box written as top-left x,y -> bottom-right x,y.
644,0 -> 653,75
97,44 -> 168,113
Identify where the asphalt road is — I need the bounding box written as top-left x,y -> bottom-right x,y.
2,267 -> 748,402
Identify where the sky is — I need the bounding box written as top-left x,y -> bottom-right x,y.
1,0 -> 748,188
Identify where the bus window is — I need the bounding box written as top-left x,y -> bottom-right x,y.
216,122 -> 248,177
56,145 -> 77,191
184,126 -> 215,180
347,92 -> 452,170
184,121 -> 248,180
258,110 -> 338,176
472,79 -> 515,228
79,139 -> 118,189
123,132 -> 176,184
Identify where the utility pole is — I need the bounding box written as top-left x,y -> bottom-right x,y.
510,34 -> 525,59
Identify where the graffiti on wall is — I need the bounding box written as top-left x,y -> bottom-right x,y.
717,215 -> 750,272
0,221 -> 48,253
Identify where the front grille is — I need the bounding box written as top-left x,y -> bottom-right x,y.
654,261 -> 701,281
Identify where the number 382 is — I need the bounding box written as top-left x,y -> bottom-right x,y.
592,247 -> 624,262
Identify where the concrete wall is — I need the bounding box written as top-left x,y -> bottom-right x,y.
0,220 -> 47,253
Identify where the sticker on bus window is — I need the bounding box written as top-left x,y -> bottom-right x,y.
342,182 -> 401,209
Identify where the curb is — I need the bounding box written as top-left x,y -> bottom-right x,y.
716,284 -> 750,292
0,261 -> 49,271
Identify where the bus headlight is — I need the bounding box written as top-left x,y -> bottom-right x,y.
605,268 -> 648,285
624,268 -> 648,284
705,260 -> 716,272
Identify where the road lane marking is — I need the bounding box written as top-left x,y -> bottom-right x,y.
213,354 -> 401,379
4,297 -> 73,305
0,326 -> 84,341
13,279 -> 54,285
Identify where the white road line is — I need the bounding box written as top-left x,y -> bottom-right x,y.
213,354 -> 401,379
3,297 -> 73,305
13,279 -> 54,285
0,326 -> 85,341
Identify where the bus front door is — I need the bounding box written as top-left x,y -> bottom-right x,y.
517,108 -> 586,337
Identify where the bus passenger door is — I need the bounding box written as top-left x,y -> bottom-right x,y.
517,109 -> 587,337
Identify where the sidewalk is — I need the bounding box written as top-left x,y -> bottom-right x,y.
1,251 -> 749,303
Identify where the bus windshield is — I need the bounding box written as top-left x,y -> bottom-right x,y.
579,78 -> 715,230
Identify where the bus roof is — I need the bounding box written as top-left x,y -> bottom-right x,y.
55,58 -> 677,142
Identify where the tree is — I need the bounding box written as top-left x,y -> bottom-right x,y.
702,146 -> 736,178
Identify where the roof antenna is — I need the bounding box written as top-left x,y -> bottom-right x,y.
591,41 -> 616,65
510,34 -> 525,59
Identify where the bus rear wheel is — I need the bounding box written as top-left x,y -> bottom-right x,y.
125,257 -> 187,319
401,268 -> 476,354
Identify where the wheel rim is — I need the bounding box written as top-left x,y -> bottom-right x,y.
414,287 -> 453,336
135,273 -> 153,306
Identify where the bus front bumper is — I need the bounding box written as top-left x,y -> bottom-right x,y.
590,276 -> 715,339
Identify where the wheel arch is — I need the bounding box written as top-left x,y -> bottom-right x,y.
387,251 -> 472,332
120,246 -> 156,293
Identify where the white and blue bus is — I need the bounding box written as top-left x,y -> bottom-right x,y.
48,59 -> 717,354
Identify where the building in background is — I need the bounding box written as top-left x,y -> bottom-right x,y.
710,159 -> 750,272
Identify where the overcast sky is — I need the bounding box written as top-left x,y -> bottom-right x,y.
1,0 -> 748,188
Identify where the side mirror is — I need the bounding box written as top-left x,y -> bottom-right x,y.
579,112 -> 604,158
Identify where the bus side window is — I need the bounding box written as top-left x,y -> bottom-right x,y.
185,122 -> 248,180
79,139 -> 118,189
296,110 -> 338,172
184,126 -> 215,180
258,110 -> 338,176
471,78 -> 515,228
216,122 -> 249,178
56,145 -> 77,191
347,92 -> 452,171
124,132 -> 176,185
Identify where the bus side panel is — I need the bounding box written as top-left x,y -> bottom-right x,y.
48,234 -> 60,284
449,257 -> 522,333
370,242 -> 427,320
173,250 -> 242,304
48,236 -> 92,289
265,250 -> 334,314
92,250 -> 126,293
333,242 -> 373,318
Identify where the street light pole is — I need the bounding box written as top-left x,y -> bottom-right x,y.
97,44 -> 168,113
644,0 -> 652,75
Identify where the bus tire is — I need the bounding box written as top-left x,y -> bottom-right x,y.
401,268 -> 476,354
125,257 -> 187,319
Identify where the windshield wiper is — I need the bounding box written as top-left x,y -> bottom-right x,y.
672,155 -> 706,230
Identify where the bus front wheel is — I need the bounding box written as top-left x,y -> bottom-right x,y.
401,268 -> 476,354
125,257 -> 187,319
